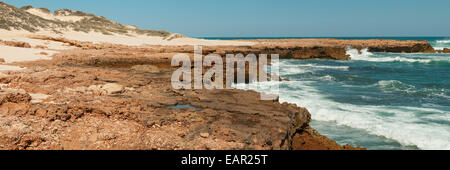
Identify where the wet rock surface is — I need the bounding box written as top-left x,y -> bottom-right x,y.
0,45 -> 361,150
437,48 -> 450,53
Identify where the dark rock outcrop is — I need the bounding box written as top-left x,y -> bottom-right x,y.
367,43 -> 435,53
437,48 -> 450,53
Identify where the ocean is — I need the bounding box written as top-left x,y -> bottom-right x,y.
208,37 -> 450,150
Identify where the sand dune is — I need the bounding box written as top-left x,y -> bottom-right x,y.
0,29 -> 253,73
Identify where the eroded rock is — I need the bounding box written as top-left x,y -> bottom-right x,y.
0,43 -> 363,150
437,48 -> 450,53
102,83 -> 124,94
0,92 -> 32,104
131,65 -> 160,73
0,40 -> 32,48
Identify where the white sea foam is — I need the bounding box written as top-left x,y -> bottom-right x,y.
377,80 -> 416,93
283,67 -> 313,75
436,40 -> 450,43
345,47 -> 373,60
346,47 -> 439,63
431,39 -> 449,51
318,75 -> 335,81
296,64 -> 350,70
237,80 -> 450,150
435,93 -> 450,100
240,54 -> 450,150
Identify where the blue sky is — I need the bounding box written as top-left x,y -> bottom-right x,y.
3,0 -> 450,37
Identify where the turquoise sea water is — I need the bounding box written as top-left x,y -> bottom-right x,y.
224,37 -> 450,150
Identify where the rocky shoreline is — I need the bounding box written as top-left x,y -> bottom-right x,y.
145,38 -> 435,60
437,48 -> 450,53
0,37 -> 436,150
0,1 -> 443,150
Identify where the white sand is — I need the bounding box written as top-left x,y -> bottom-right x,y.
42,30 -> 255,46
1,29 -> 254,47
0,45 -> 54,72
0,30 -> 58,72
0,30 -> 74,50
0,64 -> 24,71
0,45 -> 54,63
0,28 -> 253,72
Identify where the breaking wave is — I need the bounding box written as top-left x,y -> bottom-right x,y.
237,80 -> 450,150
296,64 -> 350,70
436,40 -> 450,44
377,80 -> 416,92
346,47 -> 449,63
433,39 -> 450,50
236,54 -> 450,150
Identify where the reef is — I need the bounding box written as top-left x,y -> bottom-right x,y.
437,48 -> 450,53
138,39 -> 435,61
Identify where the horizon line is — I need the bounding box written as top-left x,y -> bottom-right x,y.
196,36 -> 450,38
